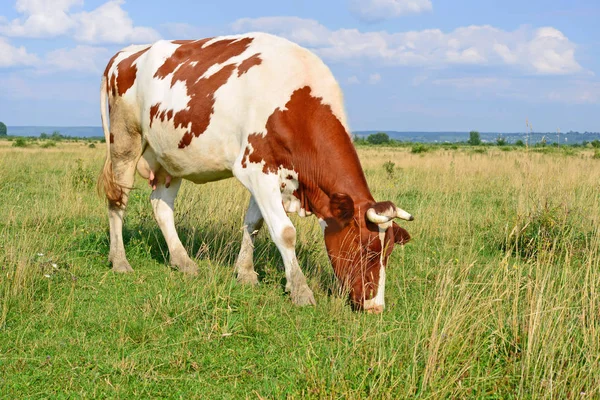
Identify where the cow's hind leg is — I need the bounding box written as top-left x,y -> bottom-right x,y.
235,196 -> 263,285
150,173 -> 198,275
106,132 -> 142,273
234,169 -> 315,306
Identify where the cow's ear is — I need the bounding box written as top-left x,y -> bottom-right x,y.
330,193 -> 354,223
392,222 -> 411,245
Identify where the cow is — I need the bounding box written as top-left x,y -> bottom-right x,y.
97,32 -> 413,313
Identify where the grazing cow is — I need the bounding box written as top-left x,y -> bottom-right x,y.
98,32 -> 413,312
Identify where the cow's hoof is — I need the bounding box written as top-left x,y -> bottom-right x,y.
291,285 -> 316,307
112,261 -> 134,273
236,271 -> 259,285
171,255 -> 199,276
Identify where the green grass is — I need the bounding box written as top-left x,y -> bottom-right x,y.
1,142 -> 599,398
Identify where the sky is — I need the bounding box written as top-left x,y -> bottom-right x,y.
0,0 -> 598,132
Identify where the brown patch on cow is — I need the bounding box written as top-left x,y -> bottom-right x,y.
104,52 -> 121,98
282,226 -> 296,248
109,73 -> 117,97
149,104 -> 161,127
175,64 -> 237,148
392,222 -> 411,245
371,201 -> 395,215
115,47 -> 150,96
151,38 -> 254,148
238,53 -> 262,77
109,132 -> 114,144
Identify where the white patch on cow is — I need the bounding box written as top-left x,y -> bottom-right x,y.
319,218 -> 328,233
364,222 -> 391,311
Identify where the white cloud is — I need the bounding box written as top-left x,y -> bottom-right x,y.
347,75 -> 361,84
0,0 -> 159,43
0,37 -> 39,67
368,73 -> 382,84
349,0 -> 433,22
231,18 -> 583,75
73,0 -> 160,44
43,45 -> 110,74
0,0 -> 81,37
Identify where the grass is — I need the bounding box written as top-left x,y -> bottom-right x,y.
1,141 -> 600,398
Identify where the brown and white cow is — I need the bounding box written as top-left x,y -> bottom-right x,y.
98,32 -> 413,312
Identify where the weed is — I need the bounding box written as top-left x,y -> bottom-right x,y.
383,161 -> 395,178
504,202 -> 584,259
70,159 -> 95,189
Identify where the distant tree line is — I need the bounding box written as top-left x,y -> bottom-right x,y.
353,130 -> 600,149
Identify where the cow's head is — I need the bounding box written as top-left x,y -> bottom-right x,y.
324,193 -> 413,313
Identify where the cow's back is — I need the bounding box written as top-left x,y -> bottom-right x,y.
104,33 -> 348,182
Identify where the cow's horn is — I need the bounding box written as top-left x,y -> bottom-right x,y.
396,207 -> 414,221
366,208 -> 392,224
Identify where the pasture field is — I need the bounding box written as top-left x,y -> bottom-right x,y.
1,140 -> 599,398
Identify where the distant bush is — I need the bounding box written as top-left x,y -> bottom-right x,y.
515,139 -> 525,147
496,136 -> 507,146
593,150 -> 600,160
88,143 -> 96,149
367,132 -> 390,145
411,144 -> 429,154
468,131 -> 481,146
471,147 -> 486,154
591,140 -> 600,148
40,141 -> 57,148
0,121 -> 6,137
12,138 -> 27,148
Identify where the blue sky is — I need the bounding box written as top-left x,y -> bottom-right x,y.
0,0 -> 598,132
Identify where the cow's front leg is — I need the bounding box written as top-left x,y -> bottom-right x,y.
234,170 -> 315,306
150,175 -> 198,275
235,196 -> 263,285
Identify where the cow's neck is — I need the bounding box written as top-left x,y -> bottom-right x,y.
295,134 -> 374,220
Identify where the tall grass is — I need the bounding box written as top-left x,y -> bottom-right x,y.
1,141 -> 599,397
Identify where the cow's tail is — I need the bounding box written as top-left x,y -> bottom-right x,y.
97,74 -> 123,207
